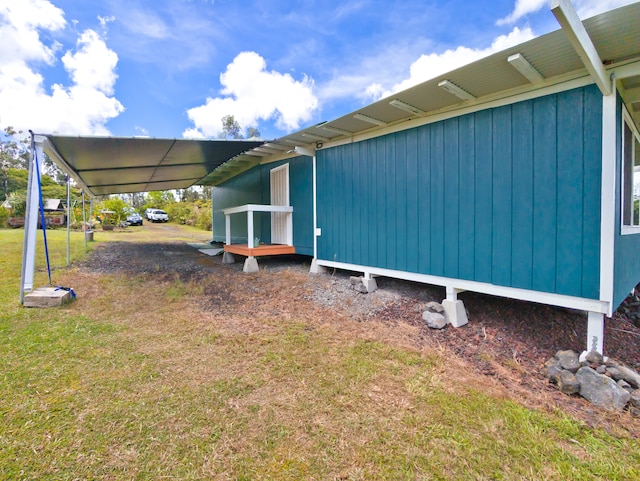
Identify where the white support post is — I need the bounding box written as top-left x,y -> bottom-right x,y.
247,208 -> 254,247
309,152 -> 327,274
286,211 -> 293,246
20,134 -> 45,303
211,187 -> 215,243
586,311 -> 604,354
600,84 -> 617,317
312,154 -> 317,257
222,213 -> 235,264
442,286 -> 469,328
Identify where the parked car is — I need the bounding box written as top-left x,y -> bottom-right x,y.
147,209 -> 169,222
126,212 -> 143,226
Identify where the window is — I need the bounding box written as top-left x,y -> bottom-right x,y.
622,108 -> 640,232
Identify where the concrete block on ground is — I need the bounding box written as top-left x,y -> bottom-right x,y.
442,299 -> 468,328
309,259 -> 327,274
243,256 -> 259,273
24,287 -> 73,308
222,252 -> 235,264
362,277 -> 377,293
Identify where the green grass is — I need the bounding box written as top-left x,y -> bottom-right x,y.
1,227 -> 639,480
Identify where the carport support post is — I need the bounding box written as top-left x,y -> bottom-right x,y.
66,175 -> 71,265
20,134 -> 45,304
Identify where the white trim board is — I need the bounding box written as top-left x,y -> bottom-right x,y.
619,106 -> 640,236
316,259 -> 610,314
600,87 -> 617,317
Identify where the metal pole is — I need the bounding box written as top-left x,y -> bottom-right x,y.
66,175 -> 71,266
19,134 -> 37,304
82,190 -> 87,250
20,134 -> 46,302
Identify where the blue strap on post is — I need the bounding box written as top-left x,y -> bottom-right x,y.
34,150 -> 52,286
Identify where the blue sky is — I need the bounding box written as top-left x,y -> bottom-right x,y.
0,0 -> 636,140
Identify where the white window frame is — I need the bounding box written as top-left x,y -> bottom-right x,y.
621,107 -> 640,235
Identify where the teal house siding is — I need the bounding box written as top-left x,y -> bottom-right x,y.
212,156 -> 314,256
316,84 -> 603,299
614,94 -> 640,309
212,167 -> 263,244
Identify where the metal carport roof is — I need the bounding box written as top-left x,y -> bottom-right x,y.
43,135 -> 264,196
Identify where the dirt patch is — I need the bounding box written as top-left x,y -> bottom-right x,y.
78,232 -> 640,435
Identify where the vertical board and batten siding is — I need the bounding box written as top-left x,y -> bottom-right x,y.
316,84 -> 603,300
212,167 -> 263,244
211,156 -> 314,255
614,94 -> 640,309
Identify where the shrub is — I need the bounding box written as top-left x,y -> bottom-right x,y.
165,202 -> 193,225
195,202 -> 212,231
0,206 -> 9,228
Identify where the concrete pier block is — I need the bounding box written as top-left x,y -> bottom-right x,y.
24,287 -> 74,308
442,299 -> 468,328
309,258 -> 326,274
362,277 -> 377,293
222,252 -> 235,264
243,256 -> 259,273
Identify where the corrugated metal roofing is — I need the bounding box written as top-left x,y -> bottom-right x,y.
202,1 -> 640,186
45,136 -> 263,196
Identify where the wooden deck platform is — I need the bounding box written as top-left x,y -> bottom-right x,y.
223,243 -> 296,257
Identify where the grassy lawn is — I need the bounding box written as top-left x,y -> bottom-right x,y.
1,226 -> 639,480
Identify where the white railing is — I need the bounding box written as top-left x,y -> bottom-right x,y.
223,204 -> 293,247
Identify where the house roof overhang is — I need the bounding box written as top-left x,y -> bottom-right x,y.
38,3 -> 640,193
42,135 -> 263,196
200,1 -> 640,186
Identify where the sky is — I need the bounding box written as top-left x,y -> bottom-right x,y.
0,0 -> 637,141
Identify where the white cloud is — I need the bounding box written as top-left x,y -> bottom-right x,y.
62,30 -> 119,95
0,0 -> 66,66
497,0 -> 547,26
118,7 -> 170,40
368,26 -> 536,101
184,51 -> 318,138
497,0 -> 637,25
0,0 -> 124,135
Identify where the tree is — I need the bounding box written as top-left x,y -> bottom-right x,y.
246,127 -> 260,139
144,190 -> 175,210
1,127 -> 29,200
221,115 -> 242,139
177,187 -> 203,203
97,197 -> 128,225
43,153 -> 67,185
